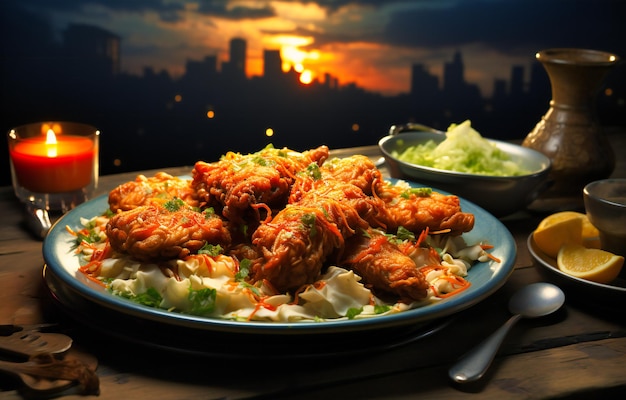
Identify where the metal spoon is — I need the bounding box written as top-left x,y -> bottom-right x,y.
449,282 -> 565,383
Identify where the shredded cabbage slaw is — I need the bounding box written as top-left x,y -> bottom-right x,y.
68,186 -> 499,323
393,120 -> 529,176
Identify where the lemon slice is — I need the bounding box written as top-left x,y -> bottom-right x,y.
557,243 -> 624,284
536,211 -> 601,249
536,211 -> 583,230
533,214 -> 583,258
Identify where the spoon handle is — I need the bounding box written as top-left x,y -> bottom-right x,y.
449,313 -> 522,383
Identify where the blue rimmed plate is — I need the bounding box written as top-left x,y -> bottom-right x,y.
42,179 -> 516,335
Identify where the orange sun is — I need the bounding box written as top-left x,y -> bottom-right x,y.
264,34 -> 320,85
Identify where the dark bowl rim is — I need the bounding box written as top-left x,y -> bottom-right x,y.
583,178 -> 626,208
378,132 -> 552,181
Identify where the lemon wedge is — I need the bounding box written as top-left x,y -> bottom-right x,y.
533,214 -> 583,258
557,244 -> 624,284
537,211 -> 600,247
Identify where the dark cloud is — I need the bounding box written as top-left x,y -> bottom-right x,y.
12,0 -> 187,23
7,0 -> 625,57
383,0 -> 626,56
300,0 -> 380,12
197,1 -> 276,19
9,0 -> 278,23
299,0 -> 424,13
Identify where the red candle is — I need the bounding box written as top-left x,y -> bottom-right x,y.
10,129 -> 95,193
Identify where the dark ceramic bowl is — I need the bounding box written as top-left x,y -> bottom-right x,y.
379,130 -> 552,217
583,179 -> 626,257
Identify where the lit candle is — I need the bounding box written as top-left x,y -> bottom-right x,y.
9,126 -> 96,193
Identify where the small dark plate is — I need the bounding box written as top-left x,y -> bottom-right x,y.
527,234 -> 626,302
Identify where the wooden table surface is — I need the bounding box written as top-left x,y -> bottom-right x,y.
1,133 -> 625,399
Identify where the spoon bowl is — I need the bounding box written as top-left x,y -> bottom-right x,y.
509,282 -> 565,317
449,282 -> 565,383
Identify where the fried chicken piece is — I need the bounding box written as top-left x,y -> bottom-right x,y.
342,229 -> 429,301
322,155 -> 383,195
106,204 -> 231,261
108,172 -> 198,212
192,145 -> 329,226
289,155 -> 383,204
251,179 -> 373,293
375,182 -> 475,236
250,206 -> 343,293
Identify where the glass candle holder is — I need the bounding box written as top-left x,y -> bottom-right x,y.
8,121 -> 100,213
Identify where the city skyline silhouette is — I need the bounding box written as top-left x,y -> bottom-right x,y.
2,3 -> 625,187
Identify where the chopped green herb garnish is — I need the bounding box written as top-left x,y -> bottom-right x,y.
401,187 -> 432,199
124,287 -> 162,307
101,277 -> 114,285
301,213 -> 317,237
163,198 -> 185,212
305,163 -> 322,180
346,307 -> 363,319
188,287 -> 217,315
198,243 -> 223,256
396,226 -> 415,241
236,258 -> 252,281
238,281 -> 261,296
75,229 -> 101,246
374,305 -> 392,314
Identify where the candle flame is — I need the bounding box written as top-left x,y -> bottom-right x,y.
46,129 -> 58,157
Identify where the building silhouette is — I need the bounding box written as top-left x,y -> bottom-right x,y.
510,65 -> 525,99
443,51 -> 464,95
222,37 -> 247,81
411,64 -> 439,98
63,23 -> 121,78
263,49 -> 283,80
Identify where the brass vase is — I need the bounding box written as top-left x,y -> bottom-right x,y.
522,48 -> 619,200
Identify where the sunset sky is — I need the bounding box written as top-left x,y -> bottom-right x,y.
5,0 -> 625,97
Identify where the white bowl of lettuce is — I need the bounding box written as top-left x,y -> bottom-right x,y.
378,120 -> 552,217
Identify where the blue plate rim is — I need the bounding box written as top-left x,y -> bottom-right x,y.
42,178 -> 517,335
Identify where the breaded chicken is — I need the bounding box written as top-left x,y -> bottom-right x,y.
342,228 -> 429,301
375,182 -> 475,236
108,172 -> 198,212
192,145 -> 329,227
106,202 -> 231,261
251,179 -> 373,293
